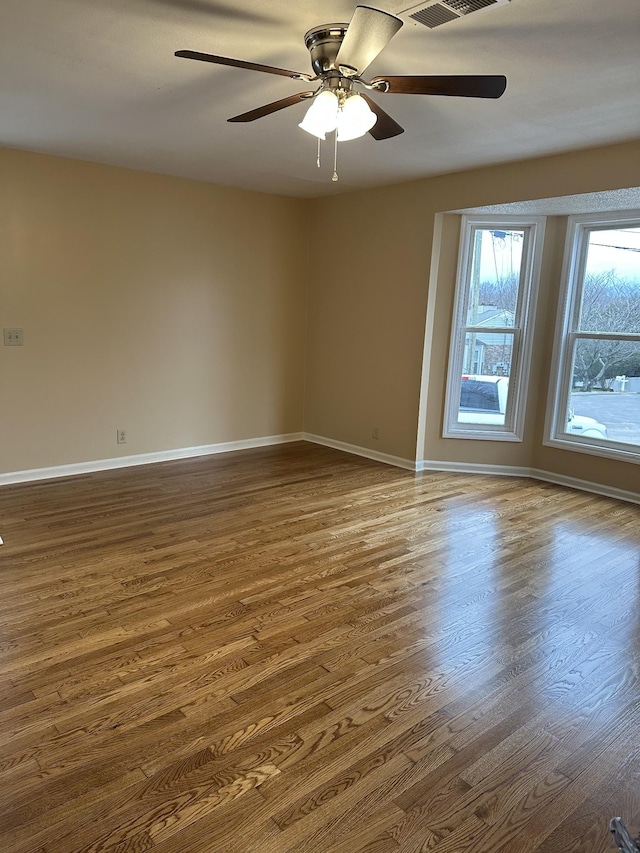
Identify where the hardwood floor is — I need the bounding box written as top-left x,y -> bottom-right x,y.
1,441 -> 639,853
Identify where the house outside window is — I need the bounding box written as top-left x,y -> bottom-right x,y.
443,216 -> 545,441
545,211 -> 640,463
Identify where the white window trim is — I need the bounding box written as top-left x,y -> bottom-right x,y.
544,209 -> 640,465
443,215 -> 546,441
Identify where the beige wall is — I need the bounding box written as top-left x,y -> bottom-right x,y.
304,140 -> 640,493
2,139 -> 639,494
304,181 -> 432,460
1,148 -> 308,473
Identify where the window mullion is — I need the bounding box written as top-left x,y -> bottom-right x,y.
573,332 -> 640,342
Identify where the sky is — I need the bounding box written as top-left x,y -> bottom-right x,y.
477,226 -> 640,283
477,229 -> 523,283
586,227 -> 640,280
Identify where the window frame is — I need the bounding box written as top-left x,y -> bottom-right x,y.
443,215 -> 546,441
545,210 -> 640,464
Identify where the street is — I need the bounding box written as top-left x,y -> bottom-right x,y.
571,392 -> 640,446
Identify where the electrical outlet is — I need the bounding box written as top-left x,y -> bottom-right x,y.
3,328 -> 23,346
372,426 -> 380,440
117,429 -> 127,444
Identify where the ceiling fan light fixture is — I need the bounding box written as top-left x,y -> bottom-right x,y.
298,90 -> 339,139
336,93 -> 377,141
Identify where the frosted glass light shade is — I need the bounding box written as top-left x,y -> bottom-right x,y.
336,94 -> 377,141
298,90 -> 339,139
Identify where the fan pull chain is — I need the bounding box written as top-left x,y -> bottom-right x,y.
317,137 -> 321,169
332,132 -> 339,182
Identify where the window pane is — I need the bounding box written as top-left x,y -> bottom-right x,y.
459,332 -> 514,426
566,338 -> 640,447
579,227 -> 640,333
466,229 -> 524,326
460,380 -> 500,412
461,330 -> 514,378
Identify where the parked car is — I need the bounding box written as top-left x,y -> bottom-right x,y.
458,375 -> 608,438
565,407 -> 608,438
458,376 -> 508,425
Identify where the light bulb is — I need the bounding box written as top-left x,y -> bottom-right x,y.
298,90 -> 339,139
336,94 -> 377,142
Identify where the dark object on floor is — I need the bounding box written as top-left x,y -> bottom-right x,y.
611,818 -> 640,852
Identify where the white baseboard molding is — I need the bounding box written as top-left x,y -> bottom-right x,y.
529,468 -> 640,506
0,433 -> 305,486
303,433 -> 416,471
3,433 -> 638,505
417,459 -> 531,478
416,458 -> 639,505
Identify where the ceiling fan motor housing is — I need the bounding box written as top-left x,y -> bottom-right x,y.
304,25 -> 349,76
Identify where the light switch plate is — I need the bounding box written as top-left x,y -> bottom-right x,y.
3,328 -> 24,346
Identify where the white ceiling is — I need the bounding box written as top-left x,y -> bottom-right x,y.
1,0 -> 639,197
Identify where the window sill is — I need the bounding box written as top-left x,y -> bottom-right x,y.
544,434 -> 640,465
443,426 -> 523,442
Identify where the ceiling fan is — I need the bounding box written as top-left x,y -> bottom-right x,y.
175,5 -> 506,177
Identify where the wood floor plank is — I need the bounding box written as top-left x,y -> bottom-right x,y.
0,442 -> 638,852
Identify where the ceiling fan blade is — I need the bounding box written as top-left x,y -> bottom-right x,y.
334,6 -> 403,76
228,92 -> 314,122
175,50 -> 310,80
360,94 -> 404,140
370,75 -> 507,98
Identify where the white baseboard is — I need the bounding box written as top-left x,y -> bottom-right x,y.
529,468 -> 640,506
3,433 -> 638,506
0,433 -> 304,486
416,458 -> 639,505
303,433 -> 416,471
417,458 -> 531,478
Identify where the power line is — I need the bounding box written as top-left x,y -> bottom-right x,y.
591,242 -> 640,253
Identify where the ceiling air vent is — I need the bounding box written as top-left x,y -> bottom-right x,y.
402,0 -> 511,30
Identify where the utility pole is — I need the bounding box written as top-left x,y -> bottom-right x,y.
467,228 -> 483,373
